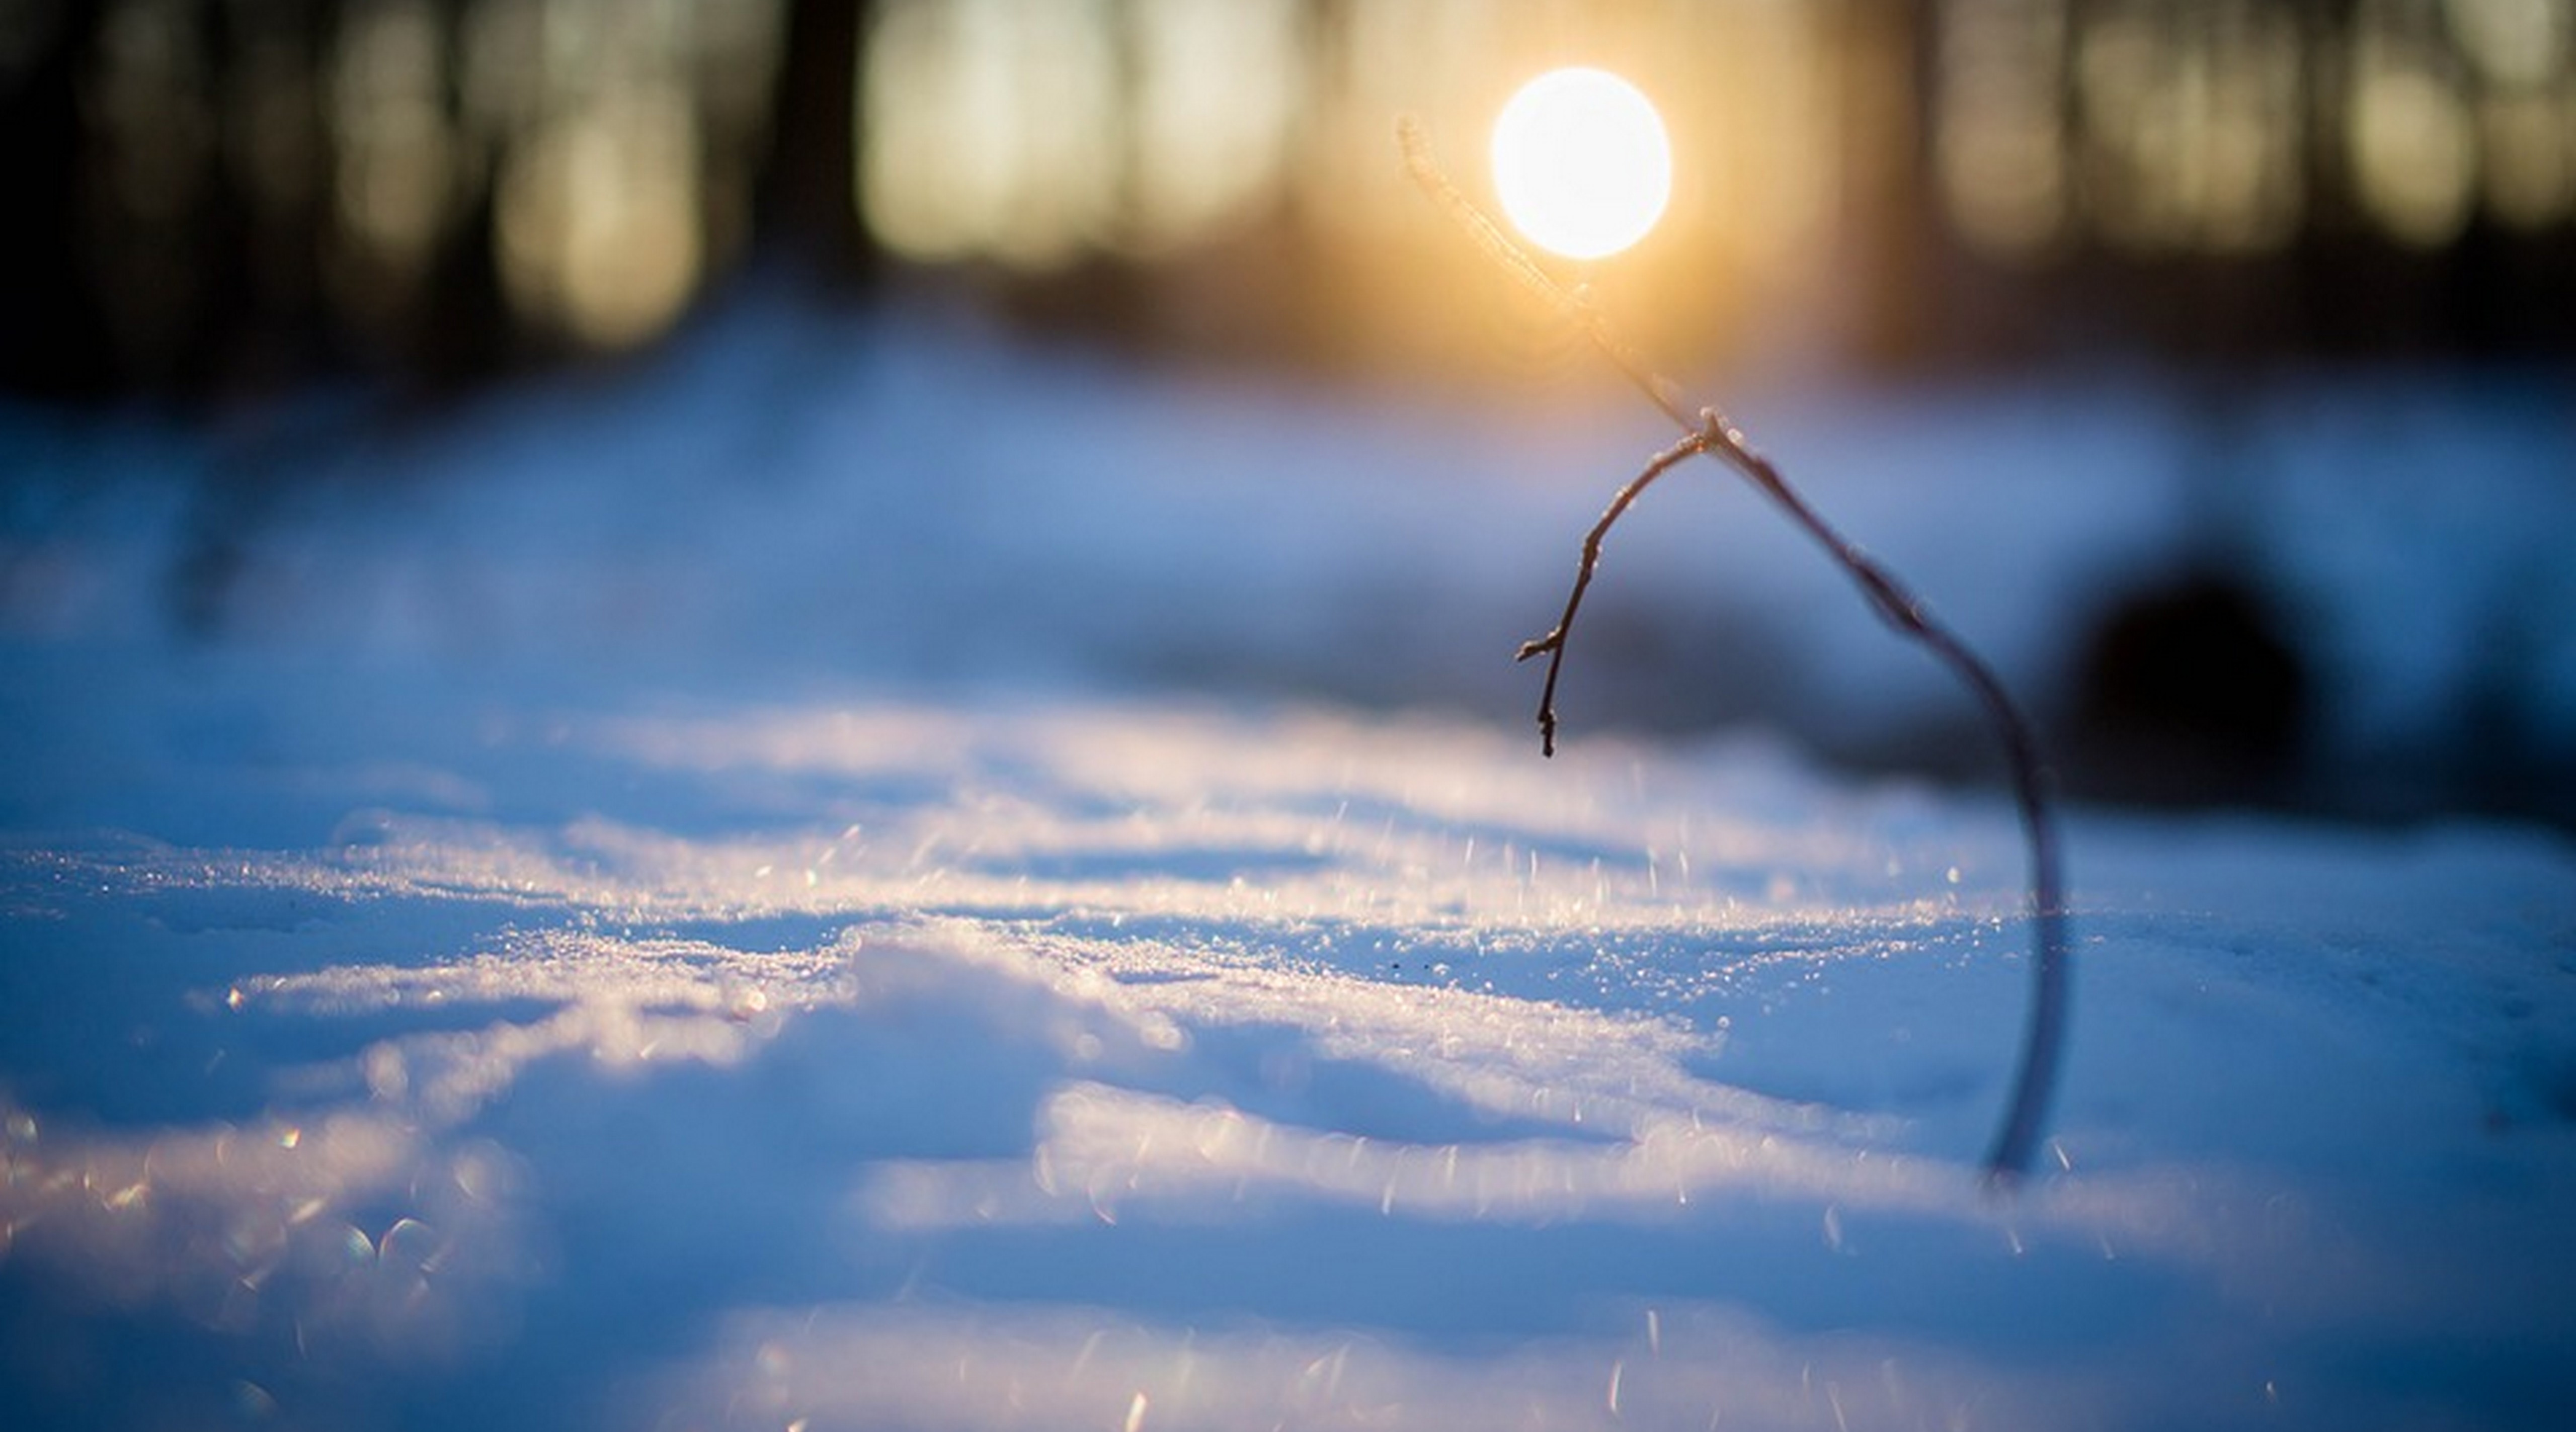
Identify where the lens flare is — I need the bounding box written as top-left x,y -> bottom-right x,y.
1489,67 -> 1672,261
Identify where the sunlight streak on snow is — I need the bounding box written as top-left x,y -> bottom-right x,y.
649,1300 -> 2054,1432
0,1101 -> 537,1364
859,1080 -> 1937,1230
5,687 -> 2571,1430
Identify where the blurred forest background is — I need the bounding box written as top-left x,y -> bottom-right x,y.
7,0 -> 2576,403
4,0 -> 2574,828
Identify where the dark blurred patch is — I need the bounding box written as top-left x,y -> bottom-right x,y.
0,0 -> 870,410
2066,571 -> 2310,808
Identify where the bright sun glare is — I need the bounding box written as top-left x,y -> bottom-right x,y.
1489,67 -> 1673,262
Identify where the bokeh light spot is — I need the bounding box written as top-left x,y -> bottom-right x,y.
1489,67 -> 1673,261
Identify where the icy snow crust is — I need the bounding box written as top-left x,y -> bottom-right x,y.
3,293 -> 2575,1428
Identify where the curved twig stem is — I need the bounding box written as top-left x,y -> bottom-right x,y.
1696,412 -> 2069,1182
1402,115 -> 2070,1183
1515,427 -> 1716,756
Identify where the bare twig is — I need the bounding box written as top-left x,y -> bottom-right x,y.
1402,115 -> 2070,1183
1515,427 -> 1715,756
1398,118 -> 1693,426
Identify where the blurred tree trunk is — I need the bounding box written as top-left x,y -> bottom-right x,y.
756,0 -> 878,288
405,0 -> 516,392
0,7 -> 115,400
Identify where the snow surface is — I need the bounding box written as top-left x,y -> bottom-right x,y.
3,287 -> 2575,1430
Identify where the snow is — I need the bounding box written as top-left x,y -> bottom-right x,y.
4,285 -> 2575,1430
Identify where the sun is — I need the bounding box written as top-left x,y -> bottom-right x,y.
1488,67 -> 1673,262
